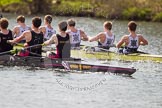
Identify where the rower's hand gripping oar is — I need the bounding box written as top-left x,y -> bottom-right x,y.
0,41 -> 46,56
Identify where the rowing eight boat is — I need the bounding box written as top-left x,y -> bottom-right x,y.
0,55 -> 136,75
13,45 -> 162,63
71,46 -> 162,63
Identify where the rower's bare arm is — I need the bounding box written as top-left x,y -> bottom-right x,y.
89,33 -> 102,42
12,26 -> 19,36
39,26 -> 46,36
116,36 -> 126,48
139,35 -> 148,45
44,34 -> 57,45
9,31 -> 27,43
80,30 -> 88,41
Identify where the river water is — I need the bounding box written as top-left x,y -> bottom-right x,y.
0,13 -> 162,108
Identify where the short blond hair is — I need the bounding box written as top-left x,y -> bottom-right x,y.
103,21 -> 112,30
67,19 -> 75,27
16,15 -> 25,23
44,15 -> 52,24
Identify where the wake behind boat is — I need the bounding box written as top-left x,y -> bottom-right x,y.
0,55 -> 136,75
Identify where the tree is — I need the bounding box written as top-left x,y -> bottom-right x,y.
21,0 -> 53,14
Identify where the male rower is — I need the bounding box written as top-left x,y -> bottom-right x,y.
9,17 -> 43,56
39,15 -> 56,41
0,18 -> 13,53
12,15 -> 31,43
43,21 -> 71,59
116,21 -> 148,54
67,18 -> 89,49
89,21 -> 115,51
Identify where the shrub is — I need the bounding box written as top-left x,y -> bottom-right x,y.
153,12 -> 162,22
122,7 -> 152,21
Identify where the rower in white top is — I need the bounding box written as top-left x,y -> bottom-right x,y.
116,21 -> 148,54
89,21 -> 115,51
39,15 -> 56,41
67,19 -> 89,49
12,15 -> 31,43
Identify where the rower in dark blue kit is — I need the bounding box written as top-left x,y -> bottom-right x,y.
0,18 -> 13,53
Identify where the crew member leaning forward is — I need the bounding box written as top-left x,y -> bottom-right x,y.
9,17 -> 43,56
116,21 -> 148,54
43,21 -> 71,59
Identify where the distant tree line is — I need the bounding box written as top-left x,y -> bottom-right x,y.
1,0 -> 162,22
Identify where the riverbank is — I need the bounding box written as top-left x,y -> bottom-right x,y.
1,0 -> 162,22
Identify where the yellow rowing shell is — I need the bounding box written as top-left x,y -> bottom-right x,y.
14,45 -> 162,63
71,49 -> 162,63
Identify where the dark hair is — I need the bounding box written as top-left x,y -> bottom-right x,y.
0,18 -> 8,29
0,14 -> 3,19
128,21 -> 137,31
104,21 -> 112,30
32,17 -> 42,28
44,15 -> 52,24
67,19 -> 75,27
58,21 -> 67,31
16,15 -> 25,23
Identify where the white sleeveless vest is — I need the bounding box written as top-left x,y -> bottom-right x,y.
44,26 -> 56,40
69,30 -> 81,48
127,35 -> 139,49
99,32 -> 115,46
15,25 -> 30,37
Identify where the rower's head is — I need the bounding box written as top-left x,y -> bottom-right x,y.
67,19 -> 75,29
44,15 -> 52,24
103,21 -> 112,31
32,17 -> 42,28
58,21 -> 67,32
0,18 -> 9,30
16,15 -> 25,24
128,21 -> 137,32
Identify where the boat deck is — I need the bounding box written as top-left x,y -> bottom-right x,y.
0,55 -> 136,75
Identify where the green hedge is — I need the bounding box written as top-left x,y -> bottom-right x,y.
122,7 -> 152,21
153,12 -> 162,22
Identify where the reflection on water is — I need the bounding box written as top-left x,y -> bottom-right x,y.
0,14 -> 162,108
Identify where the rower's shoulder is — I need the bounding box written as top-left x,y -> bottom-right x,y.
122,35 -> 129,39
79,29 -> 86,34
39,26 -> 46,30
23,30 -> 31,35
97,32 -> 105,35
12,25 -> 20,31
137,34 -> 143,38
